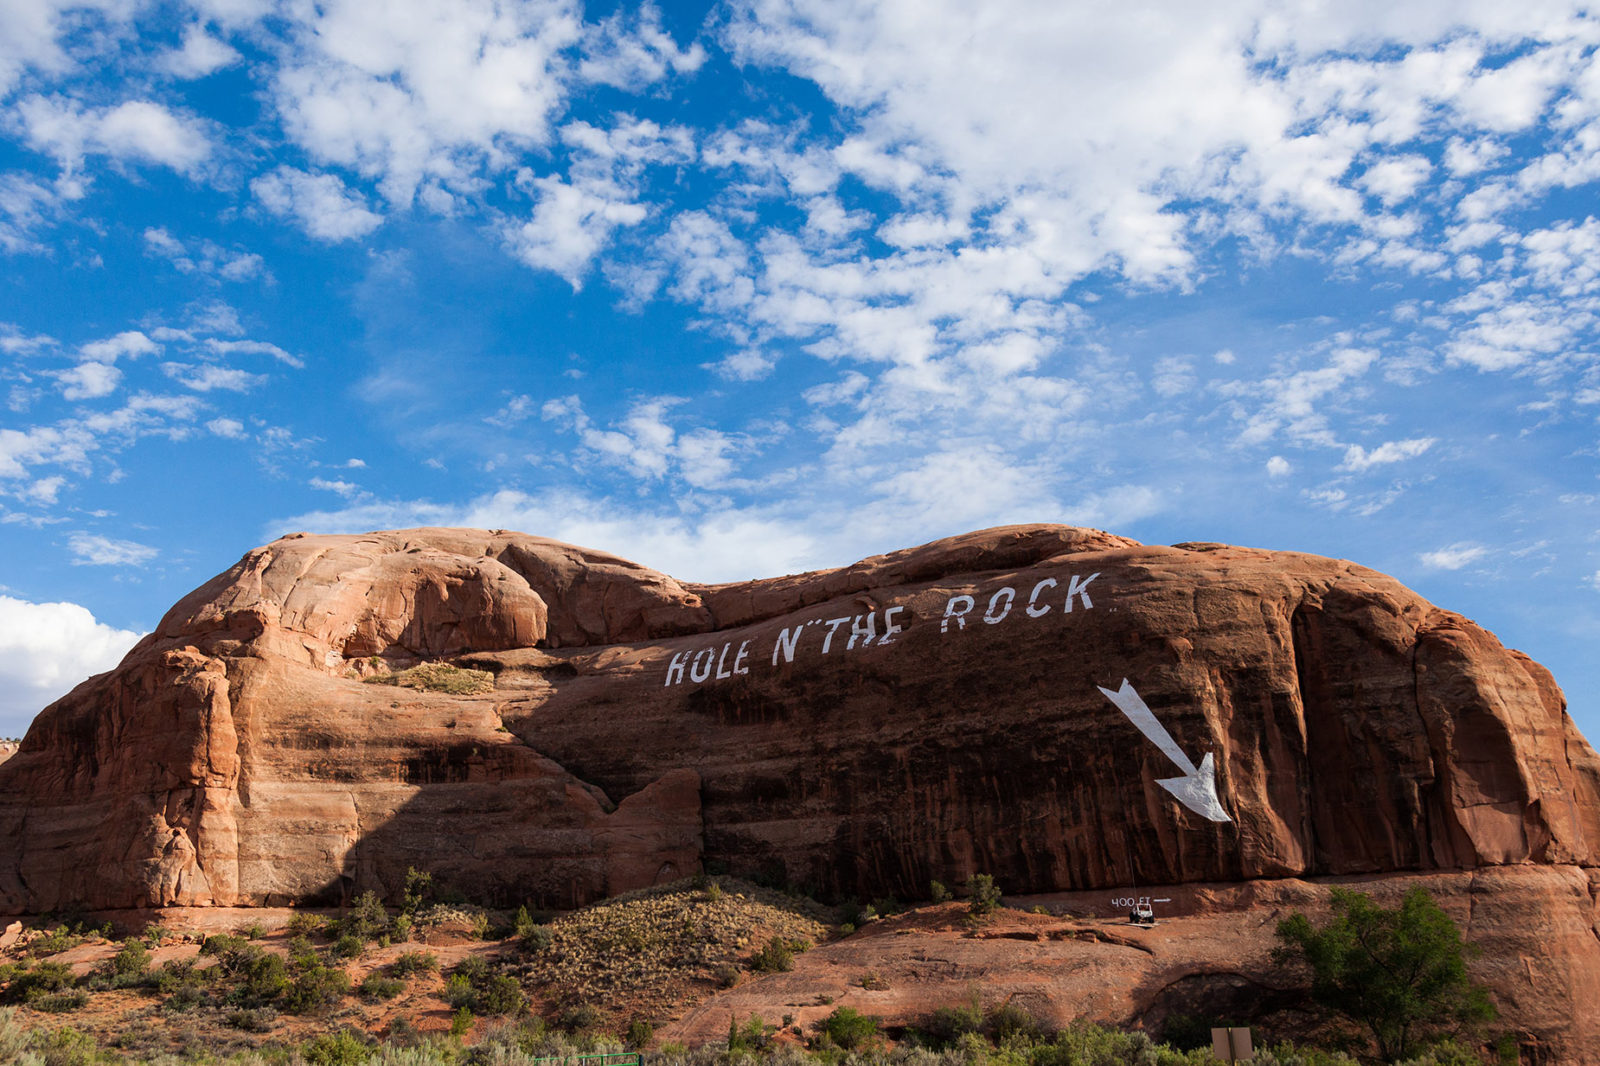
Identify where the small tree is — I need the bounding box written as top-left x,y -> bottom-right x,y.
964,874 -> 1002,916
1274,887 -> 1495,1062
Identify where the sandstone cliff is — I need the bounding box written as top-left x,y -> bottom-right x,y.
1,525 -> 1598,1053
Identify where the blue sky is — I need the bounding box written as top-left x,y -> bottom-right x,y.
2,0 -> 1600,742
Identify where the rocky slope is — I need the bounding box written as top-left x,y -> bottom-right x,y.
1,525 -> 1597,1055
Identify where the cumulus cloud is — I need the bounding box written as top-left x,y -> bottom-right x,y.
16,96 -> 211,173
206,417 -> 246,438
161,22 -> 241,79
0,595 -> 143,734
269,0 -> 586,206
252,166 -> 383,241
55,360 -> 122,400
80,331 -> 158,362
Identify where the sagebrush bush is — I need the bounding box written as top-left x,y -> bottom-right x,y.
364,661 -> 494,695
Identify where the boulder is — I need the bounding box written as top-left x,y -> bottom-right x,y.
2,524 -> 1597,1053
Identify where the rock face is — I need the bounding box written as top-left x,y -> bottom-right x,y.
2,525 -> 1598,1051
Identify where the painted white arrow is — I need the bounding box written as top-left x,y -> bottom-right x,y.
1097,679 -> 1231,823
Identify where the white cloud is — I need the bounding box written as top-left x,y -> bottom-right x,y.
205,338 -> 305,368
206,417 -> 246,438
0,171 -> 66,252
272,487 -> 821,584
160,362 -> 263,391
16,96 -> 211,173
1359,155 -> 1433,206
542,395 -> 738,485
1266,455 -> 1291,477
0,595 -> 144,734
0,0 -> 129,100
143,227 -> 266,282
1232,347 -> 1378,447
161,21 -> 241,79
55,360 -> 122,400
270,0 -> 585,206
252,166 -> 383,241
1340,437 -> 1436,471
504,118 -> 694,285
67,532 -> 157,566
578,3 -> 705,89
505,174 -> 647,286
19,475 -> 64,505
79,330 -> 158,362
1420,542 -> 1489,570
708,349 -> 775,382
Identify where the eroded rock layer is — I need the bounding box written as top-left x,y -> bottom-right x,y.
2,524 -> 1596,913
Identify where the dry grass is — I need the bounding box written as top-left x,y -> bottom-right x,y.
363,661 -> 494,695
520,878 -> 830,1022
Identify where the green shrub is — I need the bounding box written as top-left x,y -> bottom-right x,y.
930,880 -> 952,904
26,926 -> 83,958
521,924 -> 553,952
286,912 -> 326,938
985,1000 -> 1038,1041
31,989 -> 89,1012
820,1006 -> 880,1050
301,1028 -> 376,1066
162,983 -> 205,1012
453,955 -> 489,984
12,961 -> 77,1003
154,959 -> 209,996
558,1003 -> 604,1032
340,891 -> 390,941
391,914 -> 414,942
1276,887 -> 1496,1062
30,1026 -> 98,1066
479,974 -> 525,1016
444,973 -> 476,1009
227,1007 -> 277,1032
109,939 -> 150,980
964,874 -> 1002,916
401,868 -> 435,916
626,1019 -> 654,1049
750,935 -> 794,973
450,1006 -> 473,1036
390,950 -> 438,977
332,934 -> 364,958
924,1002 -> 984,1047
286,935 -> 317,964
199,933 -> 249,958
358,974 -> 405,1000
239,953 -> 290,1006
282,962 -> 350,1015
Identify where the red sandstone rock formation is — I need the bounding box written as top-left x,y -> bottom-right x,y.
1,525 -> 1597,1053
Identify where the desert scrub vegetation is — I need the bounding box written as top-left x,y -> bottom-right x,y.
510,876 -> 829,1022
0,1004 -> 1508,1066
363,661 -> 494,695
